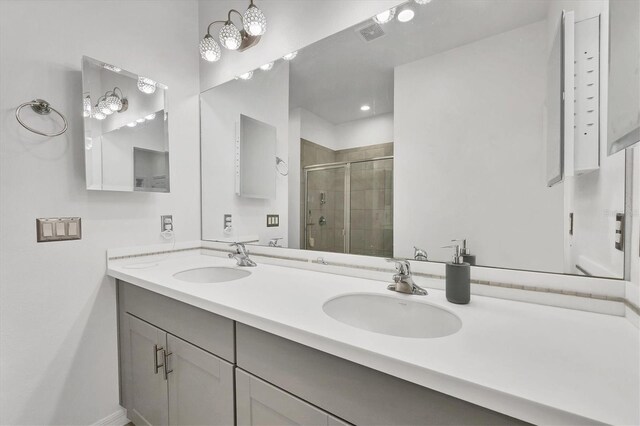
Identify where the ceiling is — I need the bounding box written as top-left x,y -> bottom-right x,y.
289,0 -> 549,125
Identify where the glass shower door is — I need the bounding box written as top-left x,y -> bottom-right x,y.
304,166 -> 347,253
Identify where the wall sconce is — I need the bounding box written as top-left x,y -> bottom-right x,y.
200,0 -> 267,62
91,87 -> 128,120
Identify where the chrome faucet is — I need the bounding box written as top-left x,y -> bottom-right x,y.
413,246 -> 428,261
386,259 -> 428,295
228,242 -> 257,267
268,237 -> 283,247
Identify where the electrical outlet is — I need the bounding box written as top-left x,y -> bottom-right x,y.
161,215 -> 173,232
224,214 -> 232,230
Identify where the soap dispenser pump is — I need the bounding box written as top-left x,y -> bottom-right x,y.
452,239 -> 476,266
443,244 -> 470,304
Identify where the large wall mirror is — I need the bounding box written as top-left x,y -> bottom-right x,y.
201,0 -> 634,279
82,56 -> 170,192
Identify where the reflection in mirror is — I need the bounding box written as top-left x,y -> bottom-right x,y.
82,56 -> 169,192
607,0 -> 640,154
201,0 -> 631,279
237,114 -> 277,199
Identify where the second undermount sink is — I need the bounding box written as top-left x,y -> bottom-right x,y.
323,293 -> 462,338
173,267 -> 251,283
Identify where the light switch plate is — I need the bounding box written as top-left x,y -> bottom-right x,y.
266,214 -> 279,227
36,218 -> 81,242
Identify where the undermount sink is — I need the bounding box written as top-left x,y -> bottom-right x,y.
173,267 -> 251,283
323,293 -> 462,338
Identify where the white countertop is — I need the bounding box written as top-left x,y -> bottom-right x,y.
108,253 -> 640,425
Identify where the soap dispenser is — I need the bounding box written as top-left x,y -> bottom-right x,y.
452,239 -> 476,266
443,244 -> 470,304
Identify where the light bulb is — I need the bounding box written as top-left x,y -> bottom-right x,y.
136,118 -> 146,123
105,94 -> 122,111
374,8 -> 395,24
126,122 -> 137,127
199,35 -> 221,62
137,76 -> 157,94
360,105 -> 371,111
397,9 -> 415,22
259,62 -> 274,71
145,113 -> 156,120
282,51 -> 297,61
243,4 -> 267,36
236,71 -> 253,80
414,0 -> 432,4
98,100 -> 113,115
219,22 -> 242,50
83,96 -> 92,118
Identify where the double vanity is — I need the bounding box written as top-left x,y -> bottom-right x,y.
109,249 -> 639,426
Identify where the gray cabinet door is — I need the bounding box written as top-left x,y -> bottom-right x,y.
167,334 -> 234,426
123,314 -> 169,426
236,369 -> 346,426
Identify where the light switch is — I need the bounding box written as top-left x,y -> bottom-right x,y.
37,217 -> 81,242
55,222 -> 66,236
42,223 -> 54,237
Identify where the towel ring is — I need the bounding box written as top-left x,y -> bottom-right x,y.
15,99 -> 68,137
276,156 -> 289,176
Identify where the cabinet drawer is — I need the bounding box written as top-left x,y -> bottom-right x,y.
236,369 -> 349,426
118,281 -> 235,362
236,324 -> 527,426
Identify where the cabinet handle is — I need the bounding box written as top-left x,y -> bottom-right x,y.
153,344 -> 164,374
162,349 -> 173,380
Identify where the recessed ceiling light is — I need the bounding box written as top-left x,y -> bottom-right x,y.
360,105 -> 371,111
373,8 -> 395,24
397,9 -> 415,22
414,0 -> 432,4
283,51 -> 298,61
259,62 -> 274,71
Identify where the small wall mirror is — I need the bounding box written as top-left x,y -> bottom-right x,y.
82,56 -> 169,192
237,114 -> 277,199
607,0 -> 640,155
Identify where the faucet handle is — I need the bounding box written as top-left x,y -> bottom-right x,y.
386,258 -> 411,275
230,242 -> 247,254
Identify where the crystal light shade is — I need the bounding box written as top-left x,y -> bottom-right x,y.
200,35 -> 221,62
374,8 -> 395,24
243,4 -> 267,36
137,76 -> 157,94
259,62 -> 274,71
83,96 -> 92,118
282,51 -> 297,60
98,100 -> 113,115
105,94 -> 123,112
219,22 -> 242,50
92,108 -> 106,120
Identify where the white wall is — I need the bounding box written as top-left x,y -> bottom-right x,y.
201,62 -> 289,246
394,21 -> 566,272
335,113 -> 394,150
0,1 -> 201,424
198,0 -> 404,90
298,107 -> 339,150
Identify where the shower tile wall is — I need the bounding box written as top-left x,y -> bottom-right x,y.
301,140 -> 393,257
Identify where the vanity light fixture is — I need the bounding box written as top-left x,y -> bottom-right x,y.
105,87 -> 125,112
92,109 -> 106,120
98,99 -> 112,115
374,8 -> 395,24
91,87 -> 128,120
137,76 -> 157,94
397,8 -> 415,22
236,71 -> 254,80
360,104 -> 371,111
259,61 -> 274,71
282,51 -> 298,60
414,0 -> 432,4
201,1 -> 266,62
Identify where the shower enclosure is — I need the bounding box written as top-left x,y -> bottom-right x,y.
304,157 -> 393,257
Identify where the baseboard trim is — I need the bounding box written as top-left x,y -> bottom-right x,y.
92,407 -> 129,426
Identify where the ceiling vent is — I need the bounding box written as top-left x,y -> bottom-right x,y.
356,22 -> 386,42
